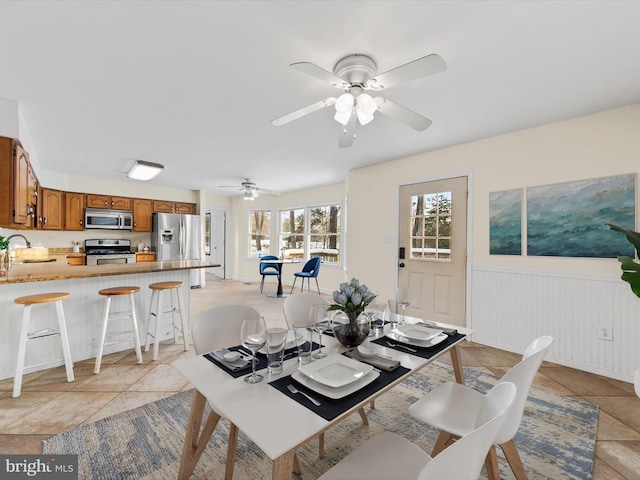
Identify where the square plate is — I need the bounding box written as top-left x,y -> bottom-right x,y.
298,354 -> 373,388
385,330 -> 448,348
291,369 -> 380,399
392,324 -> 443,341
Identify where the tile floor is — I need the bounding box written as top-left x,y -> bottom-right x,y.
1,275 -> 639,479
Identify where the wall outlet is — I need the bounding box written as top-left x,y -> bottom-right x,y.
597,325 -> 613,341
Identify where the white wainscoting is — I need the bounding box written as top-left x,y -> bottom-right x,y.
471,266 -> 640,383
0,270 -> 191,380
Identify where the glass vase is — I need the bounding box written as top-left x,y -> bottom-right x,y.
332,311 -> 369,348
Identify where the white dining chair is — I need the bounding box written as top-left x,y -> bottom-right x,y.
409,335 -> 553,480
283,292 -> 328,329
634,368 -> 640,398
318,381 -> 517,480
189,304 -> 262,480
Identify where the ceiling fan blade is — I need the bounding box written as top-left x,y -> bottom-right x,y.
366,54 -> 446,91
338,111 -> 357,148
374,97 -> 432,131
290,62 -> 350,89
271,97 -> 336,126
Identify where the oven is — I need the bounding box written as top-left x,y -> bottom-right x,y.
85,209 -> 133,230
85,239 -> 137,266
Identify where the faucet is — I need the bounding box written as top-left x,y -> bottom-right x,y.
6,234 -> 32,249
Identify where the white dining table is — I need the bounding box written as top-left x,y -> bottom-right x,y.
172,318 -> 472,480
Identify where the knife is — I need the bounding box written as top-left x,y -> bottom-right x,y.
417,322 -> 457,336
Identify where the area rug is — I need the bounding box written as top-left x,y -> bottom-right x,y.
42,362 -> 598,479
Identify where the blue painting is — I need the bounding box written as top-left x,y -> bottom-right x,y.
527,174 -> 636,257
490,189 -> 522,255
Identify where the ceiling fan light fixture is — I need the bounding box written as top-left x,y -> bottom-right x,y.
243,190 -> 255,201
334,92 -> 354,125
334,108 -> 352,126
356,93 -> 377,125
126,160 -> 164,181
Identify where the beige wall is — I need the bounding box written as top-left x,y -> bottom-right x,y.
347,103 -> 640,300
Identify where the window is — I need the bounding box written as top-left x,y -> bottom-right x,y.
278,204 -> 341,265
410,192 -> 451,260
249,210 -> 271,257
279,208 -> 305,259
309,204 -> 340,265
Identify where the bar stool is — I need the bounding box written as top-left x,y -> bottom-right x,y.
144,281 -> 189,361
13,292 -> 74,398
94,286 -> 143,374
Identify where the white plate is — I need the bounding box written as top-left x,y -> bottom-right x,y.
291,369 -> 380,399
297,354 -> 373,388
385,330 -> 448,348
392,324 -> 443,341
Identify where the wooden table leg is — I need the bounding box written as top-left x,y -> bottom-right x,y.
450,345 -> 465,385
272,449 -> 296,480
178,389 -> 221,480
225,423 -> 239,480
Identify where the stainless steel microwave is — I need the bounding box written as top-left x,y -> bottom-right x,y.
84,208 -> 133,230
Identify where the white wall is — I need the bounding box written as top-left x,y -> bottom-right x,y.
347,103 -> 640,381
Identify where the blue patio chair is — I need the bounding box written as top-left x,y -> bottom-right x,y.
290,256 -> 321,294
259,255 -> 280,293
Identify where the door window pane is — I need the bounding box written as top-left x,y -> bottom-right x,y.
409,192 -> 452,261
249,210 -> 270,257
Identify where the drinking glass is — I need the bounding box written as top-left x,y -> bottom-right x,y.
367,302 -> 386,335
396,286 -> 411,325
310,304 -> 331,360
265,327 -> 288,375
240,316 -> 267,384
364,304 -> 378,337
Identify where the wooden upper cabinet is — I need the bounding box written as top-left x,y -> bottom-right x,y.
27,162 -> 38,228
132,198 -> 152,232
175,202 -> 196,214
152,200 -> 175,213
65,192 -> 85,231
40,188 -> 64,230
86,194 -> 131,210
152,200 -> 196,214
13,144 -> 30,225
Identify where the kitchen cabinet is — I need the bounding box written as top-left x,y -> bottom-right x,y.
39,188 -> 64,230
132,198 -> 152,232
86,194 -> 132,210
135,252 -> 156,263
0,136 -> 32,228
64,192 -> 85,230
66,255 -> 85,266
152,200 -> 196,214
27,163 -> 38,228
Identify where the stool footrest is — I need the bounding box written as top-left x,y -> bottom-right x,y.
28,328 -> 61,340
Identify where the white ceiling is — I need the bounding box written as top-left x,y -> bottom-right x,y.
1,1 -> 640,197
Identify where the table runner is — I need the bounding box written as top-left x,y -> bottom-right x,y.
204,342 -> 321,378
269,365 -> 410,421
372,332 -> 465,359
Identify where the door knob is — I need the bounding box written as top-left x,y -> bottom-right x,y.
398,262 -> 405,268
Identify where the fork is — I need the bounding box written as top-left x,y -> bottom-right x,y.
287,384 -> 321,406
385,341 -> 418,353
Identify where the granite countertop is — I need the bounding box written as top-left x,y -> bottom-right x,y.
0,260 -> 216,284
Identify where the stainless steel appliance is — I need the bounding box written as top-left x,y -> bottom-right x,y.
152,213 -> 203,287
85,208 -> 133,230
85,239 -> 136,265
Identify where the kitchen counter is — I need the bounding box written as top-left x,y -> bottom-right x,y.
0,259 -> 213,284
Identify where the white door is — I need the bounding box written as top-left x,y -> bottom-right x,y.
398,176 -> 468,327
206,208 -> 227,279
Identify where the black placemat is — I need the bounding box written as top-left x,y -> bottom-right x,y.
204,342 -> 321,378
372,332 -> 466,359
269,365 -> 410,421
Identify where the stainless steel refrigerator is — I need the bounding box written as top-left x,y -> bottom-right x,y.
151,213 -> 204,288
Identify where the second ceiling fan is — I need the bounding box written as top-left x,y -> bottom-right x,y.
271,53 -> 447,147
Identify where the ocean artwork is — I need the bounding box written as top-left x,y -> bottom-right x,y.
490,189 -> 522,255
527,174 -> 636,257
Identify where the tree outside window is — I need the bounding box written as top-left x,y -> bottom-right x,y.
249,210 -> 270,257
309,204 -> 340,264
410,192 -> 452,260
279,208 -> 305,259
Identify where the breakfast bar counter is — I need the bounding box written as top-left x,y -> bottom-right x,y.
0,260 -> 216,381
0,259 -> 210,284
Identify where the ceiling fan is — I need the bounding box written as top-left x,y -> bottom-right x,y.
218,178 -> 279,200
271,53 -> 447,147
